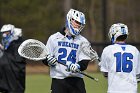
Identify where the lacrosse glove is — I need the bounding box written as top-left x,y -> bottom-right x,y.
46,54 -> 57,67
66,62 -> 80,72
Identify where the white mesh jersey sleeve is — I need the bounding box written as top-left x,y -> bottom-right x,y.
77,36 -> 91,61
100,46 -> 110,72
46,35 -> 55,56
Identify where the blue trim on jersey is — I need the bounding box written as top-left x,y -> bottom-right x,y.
121,46 -> 126,51
116,43 -> 126,45
115,43 -> 127,51
67,36 -> 72,40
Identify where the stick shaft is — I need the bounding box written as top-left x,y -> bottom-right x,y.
58,61 -> 98,82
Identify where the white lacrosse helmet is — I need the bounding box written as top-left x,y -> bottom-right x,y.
66,9 -> 85,36
108,23 -> 128,43
1,24 -> 15,33
0,24 -> 22,49
0,24 -> 22,38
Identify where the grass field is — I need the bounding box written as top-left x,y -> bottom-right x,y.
25,73 -> 140,93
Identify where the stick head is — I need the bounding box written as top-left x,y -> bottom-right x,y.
81,42 -> 99,61
18,39 -> 48,61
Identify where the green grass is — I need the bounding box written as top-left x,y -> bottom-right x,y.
25,73 -> 140,93
26,74 -> 51,93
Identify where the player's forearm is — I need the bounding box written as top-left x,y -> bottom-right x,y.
42,59 -> 49,66
78,60 -> 90,71
42,57 -> 90,71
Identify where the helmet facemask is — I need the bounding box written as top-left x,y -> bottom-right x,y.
1,31 -> 14,50
70,18 -> 85,35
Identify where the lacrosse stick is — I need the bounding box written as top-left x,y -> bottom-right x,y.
80,42 -> 100,63
18,39 -> 98,82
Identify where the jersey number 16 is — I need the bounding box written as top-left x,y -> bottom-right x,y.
114,52 -> 133,73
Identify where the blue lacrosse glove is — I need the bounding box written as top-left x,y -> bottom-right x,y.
66,62 -> 80,72
46,54 -> 57,67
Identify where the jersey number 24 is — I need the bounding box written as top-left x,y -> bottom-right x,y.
58,48 -> 77,64
114,52 -> 133,73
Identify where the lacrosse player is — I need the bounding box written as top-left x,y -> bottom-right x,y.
0,24 -> 26,93
99,23 -> 140,93
42,9 -> 92,93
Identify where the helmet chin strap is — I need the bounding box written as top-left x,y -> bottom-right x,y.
111,35 -> 115,44
65,28 -> 73,36
63,28 -> 75,40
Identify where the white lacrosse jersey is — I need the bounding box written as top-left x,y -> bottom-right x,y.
100,43 -> 140,93
46,32 -> 91,79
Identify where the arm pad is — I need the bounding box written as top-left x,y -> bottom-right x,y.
78,60 -> 90,71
